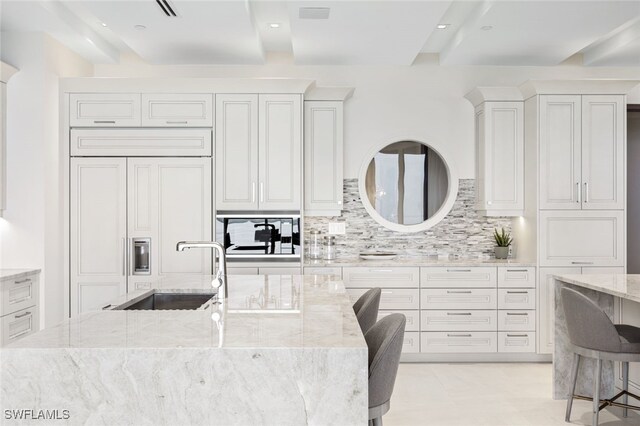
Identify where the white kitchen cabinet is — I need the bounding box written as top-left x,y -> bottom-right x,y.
498,311 -> 535,332
304,101 -> 344,215
258,94 -> 302,210
497,267 -> 536,288
421,289 -> 497,310
215,94 -> 301,211
343,267 -> 420,288
498,289 -> 536,310
70,93 -> 141,127
379,310 -> 420,332
473,101 -> 524,216
71,158 -> 127,314
141,94 -> 213,127
498,332 -> 536,353
539,210 -> 625,267
421,267 -> 496,288
421,310 -> 497,332
421,332 -> 497,353
539,94 -> 624,210
1,61 -> 18,216
0,270 -> 40,346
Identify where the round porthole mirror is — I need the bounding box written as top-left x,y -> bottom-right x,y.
358,139 -> 458,233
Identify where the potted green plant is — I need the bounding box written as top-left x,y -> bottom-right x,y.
493,228 -> 513,259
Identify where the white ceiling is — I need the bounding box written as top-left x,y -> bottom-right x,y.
1,0 -> 639,67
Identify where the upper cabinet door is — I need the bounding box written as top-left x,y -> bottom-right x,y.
258,94 -> 302,210
70,94 -> 141,127
539,95 -> 582,210
215,94 -> 259,210
581,95 -> 624,210
141,94 -> 213,127
480,102 -> 524,215
304,101 -> 343,215
70,158 -> 127,315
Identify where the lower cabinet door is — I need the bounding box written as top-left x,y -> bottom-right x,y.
1,306 -> 39,346
421,332 -> 497,353
498,289 -> 536,310
498,332 -> 536,353
378,310 -> 420,332
403,331 -> 420,353
421,288 -> 497,310
498,311 -> 536,332
421,310 -> 497,332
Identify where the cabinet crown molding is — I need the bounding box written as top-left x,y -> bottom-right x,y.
0,61 -> 18,84
305,86 -> 355,101
464,87 -> 523,107
519,79 -> 640,99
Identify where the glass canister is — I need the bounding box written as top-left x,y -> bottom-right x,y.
323,236 -> 337,260
308,230 -> 323,259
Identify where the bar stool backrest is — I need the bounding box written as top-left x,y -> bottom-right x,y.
353,287 -> 381,334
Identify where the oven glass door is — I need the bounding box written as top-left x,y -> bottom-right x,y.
216,217 -> 300,258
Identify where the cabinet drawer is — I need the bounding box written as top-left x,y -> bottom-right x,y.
71,128 -> 212,157
539,211 -> 625,267
343,267 -> 420,288
498,332 -> 536,353
421,332 -> 497,353
378,310 -> 419,332
347,288 -> 419,310
421,267 -> 497,288
403,331 -> 420,353
70,93 -> 141,127
421,310 -> 496,332
498,311 -> 536,331
2,307 -> 39,346
2,273 -> 39,316
498,267 -> 535,288
142,94 -> 213,127
498,289 -> 536,310
421,289 -> 496,310
303,267 -> 342,278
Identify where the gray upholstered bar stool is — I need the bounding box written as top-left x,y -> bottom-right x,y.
353,288 -> 382,334
365,313 -> 406,426
562,287 -> 640,426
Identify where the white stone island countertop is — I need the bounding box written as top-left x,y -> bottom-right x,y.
1,275 -> 368,425
305,256 -> 535,268
553,274 -> 640,304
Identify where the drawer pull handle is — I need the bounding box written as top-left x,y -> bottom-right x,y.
446,269 -> 472,272
506,312 -> 528,316
506,334 -> 528,338
14,311 -> 31,319
93,120 -> 116,124
506,291 -> 528,294
14,278 -> 32,285
102,304 -> 112,310
447,334 -> 472,337
571,261 -> 594,265
166,120 -> 188,124
506,269 -> 528,272
447,312 -> 472,316
447,290 -> 472,294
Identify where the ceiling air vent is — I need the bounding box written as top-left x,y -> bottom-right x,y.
156,0 -> 178,17
299,7 -> 330,20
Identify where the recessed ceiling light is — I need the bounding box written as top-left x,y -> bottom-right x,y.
481,25 -> 493,31
134,24 -> 147,31
436,24 -> 449,29
268,23 -> 281,29
101,22 -> 107,27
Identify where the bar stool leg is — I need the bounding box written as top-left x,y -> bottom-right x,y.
566,353 -> 581,422
622,361 -> 629,417
593,358 -> 602,426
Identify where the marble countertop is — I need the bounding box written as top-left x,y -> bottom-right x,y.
4,274 -> 365,350
304,257 -> 535,267
554,274 -> 640,304
0,268 -> 40,281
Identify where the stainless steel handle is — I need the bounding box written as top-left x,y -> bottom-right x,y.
584,182 -> 589,203
251,182 -> 256,203
576,182 -> 581,203
506,291 -> 528,294
259,182 -> 264,203
506,312 -> 528,316
93,120 -> 116,124
447,334 -> 472,337
506,269 -> 528,272
447,290 -> 472,294
122,238 -> 126,276
14,311 -> 31,319
166,120 -> 188,124
507,334 -> 528,338
447,269 -> 472,272
447,312 -> 472,316
102,304 -> 112,310
571,261 -> 594,265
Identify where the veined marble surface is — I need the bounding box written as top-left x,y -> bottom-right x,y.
1,275 -> 368,425
0,268 -> 40,281
554,274 -> 640,303
305,257 -> 535,268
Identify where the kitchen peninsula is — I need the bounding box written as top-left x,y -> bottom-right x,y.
0,275 -> 367,425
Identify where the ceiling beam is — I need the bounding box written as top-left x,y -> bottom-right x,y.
438,0 -> 495,65
39,0 -> 119,63
582,16 -> 640,66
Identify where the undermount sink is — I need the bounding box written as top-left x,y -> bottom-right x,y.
118,292 -> 216,311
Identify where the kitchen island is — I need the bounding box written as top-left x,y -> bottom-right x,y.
0,275 -> 367,425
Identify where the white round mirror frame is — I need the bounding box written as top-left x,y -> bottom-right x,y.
357,136 -> 459,233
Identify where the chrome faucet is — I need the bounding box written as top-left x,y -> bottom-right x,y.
176,241 -> 228,299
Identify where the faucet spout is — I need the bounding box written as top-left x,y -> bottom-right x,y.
176,241 -> 228,299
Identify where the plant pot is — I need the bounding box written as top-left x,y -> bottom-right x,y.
495,247 -> 509,259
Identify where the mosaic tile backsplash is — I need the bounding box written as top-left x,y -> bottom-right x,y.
304,179 -> 514,259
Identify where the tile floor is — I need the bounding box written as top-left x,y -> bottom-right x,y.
386,363 -> 640,426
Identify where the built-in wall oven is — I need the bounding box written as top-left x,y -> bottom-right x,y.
215,213 -> 301,262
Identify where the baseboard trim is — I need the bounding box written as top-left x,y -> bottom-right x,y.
400,353 -> 552,363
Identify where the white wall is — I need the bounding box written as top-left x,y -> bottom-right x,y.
0,32 -> 93,328
95,53 -> 640,179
